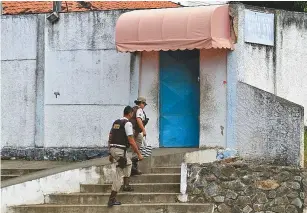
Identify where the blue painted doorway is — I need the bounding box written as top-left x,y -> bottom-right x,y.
159,50 -> 200,147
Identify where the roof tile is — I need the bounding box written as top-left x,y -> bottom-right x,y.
2,1 -> 180,15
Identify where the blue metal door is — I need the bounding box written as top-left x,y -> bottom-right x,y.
159,50 -> 200,147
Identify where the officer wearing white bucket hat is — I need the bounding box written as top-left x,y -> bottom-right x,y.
130,97 -> 149,175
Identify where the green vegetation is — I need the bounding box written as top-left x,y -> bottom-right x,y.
305,128 -> 307,167
233,1 -> 307,12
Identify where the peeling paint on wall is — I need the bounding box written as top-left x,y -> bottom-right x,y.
2,5 -> 306,154
1,165 -> 101,213
199,49 -> 227,148
139,52 -> 160,147
236,82 -> 304,166
229,3 -> 307,155
1,10 -> 132,152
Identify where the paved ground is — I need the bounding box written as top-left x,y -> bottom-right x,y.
1,148 -> 199,169
1,148 -> 199,187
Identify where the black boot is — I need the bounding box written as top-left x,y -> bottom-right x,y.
107,191 -> 121,207
131,157 -> 142,176
122,177 -> 134,192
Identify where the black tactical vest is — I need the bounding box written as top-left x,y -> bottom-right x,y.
130,106 -> 148,137
110,119 -> 129,147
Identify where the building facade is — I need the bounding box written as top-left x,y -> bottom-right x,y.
1,2 -> 306,165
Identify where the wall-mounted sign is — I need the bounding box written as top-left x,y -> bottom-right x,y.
244,9 -> 274,46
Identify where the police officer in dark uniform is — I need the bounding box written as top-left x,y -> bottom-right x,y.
107,106 -> 143,207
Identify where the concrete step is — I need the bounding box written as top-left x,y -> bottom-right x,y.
81,183 -> 180,193
151,167 -> 181,173
1,174 -> 20,181
47,192 -> 179,204
130,173 -> 180,183
13,203 -> 214,213
1,168 -> 44,175
151,153 -> 185,167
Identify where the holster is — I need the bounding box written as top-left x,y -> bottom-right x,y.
143,118 -> 149,126
117,157 -> 127,169
134,118 -> 150,138
116,150 -> 127,169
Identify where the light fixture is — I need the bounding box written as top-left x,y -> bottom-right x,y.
47,12 -> 59,23
47,1 -> 61,24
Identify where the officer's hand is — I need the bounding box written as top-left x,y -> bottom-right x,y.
109,155 -> 114,163
138,154 -> 144,161
143,129 -> 147,137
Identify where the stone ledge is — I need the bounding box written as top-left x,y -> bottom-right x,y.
1,147 -> 109,161
187,160 -> 307,213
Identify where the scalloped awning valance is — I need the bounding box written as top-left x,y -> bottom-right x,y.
115,5 -> 234,52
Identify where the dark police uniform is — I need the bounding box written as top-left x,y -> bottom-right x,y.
109,117 -> 133,192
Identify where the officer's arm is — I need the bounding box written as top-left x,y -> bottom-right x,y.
108,133 -> 112,150
136,118 -> 145,132
136,109 -> 146,132
107,130 -> 114,162
108,129 -> 112,150
125,122 -> 143,159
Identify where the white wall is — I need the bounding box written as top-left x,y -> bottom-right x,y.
44,105 -> 126,147
232,5 -> 275,94
1,11 -> 135,149
1,61 -> 37,147
1,15 -> 38,148
129,53 -> 141,106
236,82 -> 303,166
139,52 -> 160,148
3,5 -> 304,151
45,50 -> 130,105
1,166 -> 101,213
44,11 -> 131,148
239,44 -> 275,93
231,4 -> 307,126
227,4 -> 307,155
275,10 -> 307,126
1,16 -> 37,60
199,49 -> 227,148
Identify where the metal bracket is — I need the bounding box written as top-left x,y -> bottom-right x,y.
54,92 -> 60,98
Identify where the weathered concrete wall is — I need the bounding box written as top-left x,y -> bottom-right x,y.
1,15 -> 37,60
199,49 -> 227,148
1,165 -> 101,213
139,52 -> 160,148
228,4 -> 307,125
129,52 -> 141,106
227,4 -> 307,158
45,50 -> 130,105
236,82 -> 304,166
275,10 -> 307,126
1,11 -> 135,156
44,11 -> 130,148
1,61 -> 37,147
2,4 -> 305,156
1,15 -> 38,148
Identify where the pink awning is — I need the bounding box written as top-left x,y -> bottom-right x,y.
115,5 -> 234,52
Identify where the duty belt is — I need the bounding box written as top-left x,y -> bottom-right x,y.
110,144 -> 127,151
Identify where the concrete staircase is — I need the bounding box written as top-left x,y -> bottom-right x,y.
11,150 -> 214,213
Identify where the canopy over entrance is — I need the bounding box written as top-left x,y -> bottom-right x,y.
115,5 -> 234,52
